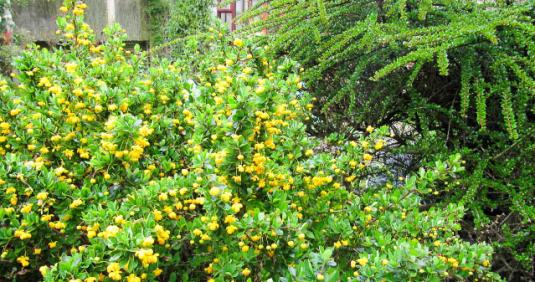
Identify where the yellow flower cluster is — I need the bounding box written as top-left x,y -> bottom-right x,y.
135,248 -> 159,267
106,262 -> 122,281
154,225 -> 170,244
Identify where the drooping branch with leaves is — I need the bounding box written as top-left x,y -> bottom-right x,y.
240,0 -> 533,137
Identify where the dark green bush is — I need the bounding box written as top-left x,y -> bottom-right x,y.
241,0 -> 534,280
147,0 -> 214,55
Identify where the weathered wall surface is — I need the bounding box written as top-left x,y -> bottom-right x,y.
12,0 -> 149,42
115,0 -> 148,41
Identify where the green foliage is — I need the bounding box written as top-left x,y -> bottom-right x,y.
165,0 -> 212,36
241,0 -> 533,136
0,2 -> 499,281
0,44 -> 18,75
241,0 -> 534,279
147,0 -> 214,55
403,126 -> 535,281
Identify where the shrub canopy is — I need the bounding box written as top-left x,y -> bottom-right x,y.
0,2 -> 498,281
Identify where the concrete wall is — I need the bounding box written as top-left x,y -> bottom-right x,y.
12,0 -> 149,42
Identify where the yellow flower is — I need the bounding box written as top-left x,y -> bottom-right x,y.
14,229 -> 32,240
220,192 -> 232,202
208,221 -> 219,231
108,271 -> 122,280
127,274 -> 141,282
50,135 -> 61,142
114,215 -> 126,225
242,268 -> 251,277
73,8 -> 84,16
316,273 -> 325,281
17,255 -> 30,267
447,257 -> 459,268
69,199 -> 83,209
155,224 -> 170,244
142,236 -> 154,248
99,225 -> 121,239
153,210 -> 163,221
39,265 -> 49,276
224,215 -> 236,224
374,140 -> 385,150
255,85 -> 265,94
107,262 -> 121,275
65,62 -> 78,73
153,268 -> 162,276
73,88 -> 83,96
128,145 -> 144,161
21,203 -> 33,214
233,39 -> 244,47
10,195 -> 17,206
351,260 -> 357,268
193,229 -> 202,236
357,257 -> 368,266
209,186 -> 221,196
94,105 -> 103,113
9,108 -> 21,116
48,241 -> 57,248
231,202 -> 243,213
59,6 -> 68,13
138,125 -> 153,137
482,260 -> 490,267
135,248 -> 159,267
226,225 -> 238,234
48,85 -> 62,95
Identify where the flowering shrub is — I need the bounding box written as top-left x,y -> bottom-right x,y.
0,2 -> 499,281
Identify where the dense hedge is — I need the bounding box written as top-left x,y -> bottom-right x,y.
0,2 -> 499,281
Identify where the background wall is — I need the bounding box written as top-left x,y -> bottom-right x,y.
10,0 -> 258,44
12,0 -> 149,42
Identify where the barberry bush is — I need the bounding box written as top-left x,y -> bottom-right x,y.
0,1 -> 498,281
